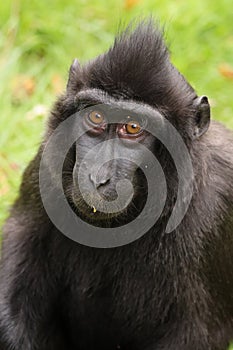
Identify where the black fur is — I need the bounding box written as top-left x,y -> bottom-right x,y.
1,21 -> 233,350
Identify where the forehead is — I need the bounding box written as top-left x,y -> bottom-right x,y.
75,88 -> 164,124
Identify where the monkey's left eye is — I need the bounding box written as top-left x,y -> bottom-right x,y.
88,111 -> 105,125
117,118 -> 145,139
125,121 -> 142,134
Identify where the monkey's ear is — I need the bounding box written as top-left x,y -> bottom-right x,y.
66,58 -> 83,92
192,96 -> 210,139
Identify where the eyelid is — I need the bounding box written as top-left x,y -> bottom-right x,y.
123,115 -> 146,128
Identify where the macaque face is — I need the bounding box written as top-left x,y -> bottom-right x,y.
63,91 -> 158,224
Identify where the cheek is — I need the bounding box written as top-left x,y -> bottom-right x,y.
72,137 -> 98,178
75,135 -> 100,158
114,159 -> 138,181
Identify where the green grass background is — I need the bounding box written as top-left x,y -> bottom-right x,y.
1,0 -> 233,226
0,1 -> 233,347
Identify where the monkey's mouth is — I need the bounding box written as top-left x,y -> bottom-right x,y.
68,182 -> 147,228
63,167 -> 148,227
70,185 -> 128,222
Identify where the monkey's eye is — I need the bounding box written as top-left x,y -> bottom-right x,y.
125,121 -> 142,134
83,110 -> 106,135
117,117 -> 145,139
88,111 -> 105,125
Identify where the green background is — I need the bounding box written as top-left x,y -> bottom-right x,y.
0,1 -> 233,347
1,0 -> 233,226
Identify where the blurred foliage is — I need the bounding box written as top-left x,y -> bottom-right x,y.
0,1 -> 233,348
0,0 -> 233,226
0,0 -> 233,230
1,0 -> 233,229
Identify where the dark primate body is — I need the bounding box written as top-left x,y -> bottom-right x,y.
1,21 -> 233,350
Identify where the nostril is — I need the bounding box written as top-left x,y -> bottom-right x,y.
89,173 -> 111,189
97,177 -> 110,189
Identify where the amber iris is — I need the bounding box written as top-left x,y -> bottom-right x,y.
126,121 -> 141,134
88,111 -> 104,125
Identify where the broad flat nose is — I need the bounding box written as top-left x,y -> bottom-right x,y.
89,173 -> 110,189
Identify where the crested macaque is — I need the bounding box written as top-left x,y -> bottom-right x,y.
1,21 -> 233,350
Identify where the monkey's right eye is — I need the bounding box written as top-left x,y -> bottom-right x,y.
83,110 -> 106,135
88,111 -> 105,125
